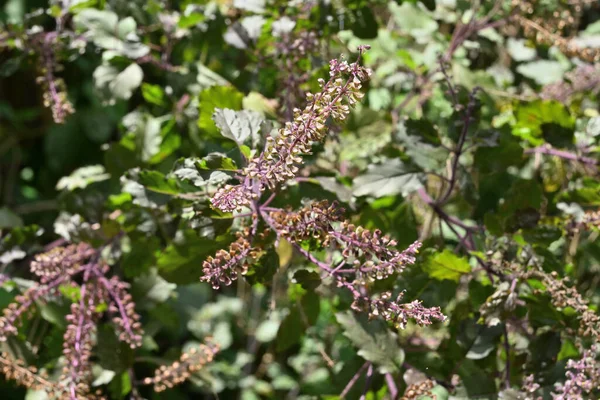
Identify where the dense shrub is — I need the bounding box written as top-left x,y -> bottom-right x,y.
1,0 -> 600,399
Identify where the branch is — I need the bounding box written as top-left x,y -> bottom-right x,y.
524,145 -> 598,166
340,361 -> 369,398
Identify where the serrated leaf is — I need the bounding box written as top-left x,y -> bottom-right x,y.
213,108 -> 264,146
353,159 -> 424,198
224,16 -> 265,49
465,324 -> 503,360
336,311 -> 404,373
172,158 -> 232,188
135,170 -> 180,195
198,86 -> 244,136
74,9 -> 149,58
395,119 -> 446,171
133,268 -> 177,304
423,250 -> 471,282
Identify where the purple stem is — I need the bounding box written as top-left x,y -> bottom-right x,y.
525,145 -> 598,166
42,33 -> 67,123
340,361 -> 369,398
385,374 -> 399,400
437,86 -> 480,205
503,324 -> 511,390
261,192 -> 276,208
69,266 -> 92,400
92,269 -> 136,339
359,363 -> 375,400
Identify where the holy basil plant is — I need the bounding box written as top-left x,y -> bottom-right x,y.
1,0 -> 600,399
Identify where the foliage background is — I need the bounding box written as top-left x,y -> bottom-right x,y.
2,0 -> 600,399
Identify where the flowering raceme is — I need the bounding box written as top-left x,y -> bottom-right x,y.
0,243 -> 143,399
143,341 -> 220,392
203,198 -> 446,328
203,49 -> 445,330
201,229 -> 259,289
211,46 -> 372,212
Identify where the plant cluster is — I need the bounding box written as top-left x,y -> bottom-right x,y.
2,0 -> 600,399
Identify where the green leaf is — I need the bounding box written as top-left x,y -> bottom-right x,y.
121,169 -> 174,208
25,390 -> 49,400
513,100 -> 574,146
423,250 -> 471,282
120,236 -> 159,278
420,385 -> 449,400
121,111 -> 163,162
133,268 -> 177,304
157,233 -> 221,284
255,318 -> 281,343
0,208 -> 23,229
456,359 -> 497,397
353,159 -> 424,198
94,63 -> 144,103
92,368 -> 116,387
198,86 -> 244,136
135,170 -> 180,195
395,119 -> 446,170
506,38 -> 536,62
213,108 -> 264,147
178,13 -> 206,29
108,371 -> 132,399
196,153 -> 238,171
96,325 -> 134,373
56,165 -> 110,191
276,307 -> 303,352
172,158 -> 232,189
336,311 -> 404,373
246,249 -> 279,286
0,55 -> 23,77
224,16 -> 266,49
516,60 -> 566,86
39,302 -> 68,328
74,9 -> 149,58
348,6 -> 378,40
388,2 -> 438,40
141,83 -> 165,106
559,177 -> 600,206
465,324 -> 503,360
233,0 -> 265,13
293,270 -> 321,291
557,338 -> 579,361
301,294 -> 320,326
